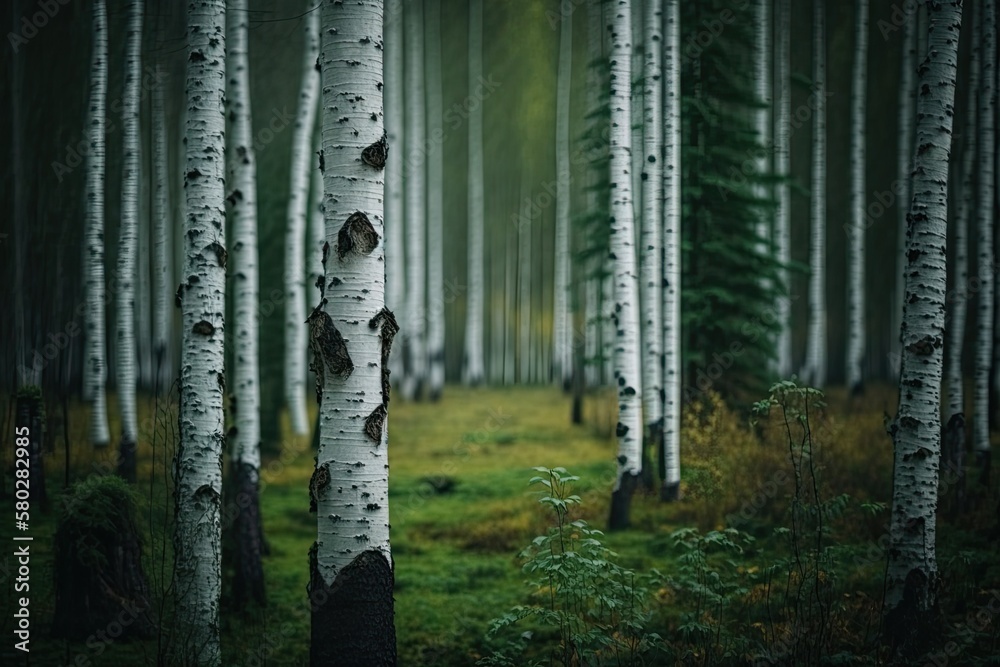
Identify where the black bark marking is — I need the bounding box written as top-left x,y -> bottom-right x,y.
369,308 -> 399,406
226,189 -> 243,207
337,212 -> 380,260
315,274 -> 326,297
207,240 -> 227,268
322,241 -> 331,266
317,149 -> 325,172
364,405 -> 387,444
309,461 -> 330,513
175,283 -> 184,308
361,132 -> 388,170
192,320 -> 215,336
307,299 -> 354,403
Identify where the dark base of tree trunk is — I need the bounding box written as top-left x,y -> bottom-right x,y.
570,392 -> 583,425
52,476 -> 155,640
117,436 -> 137,483
660,480 -> 681,502
608,472 -> 640,531
309,546 -> 396,666
429,387 -> 442,402
976,449 -> 992,488
640,420 -> 663,491
229,461 -> 266,607
883,569 -> 939,662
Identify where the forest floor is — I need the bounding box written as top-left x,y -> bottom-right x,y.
2,383 -> 999,665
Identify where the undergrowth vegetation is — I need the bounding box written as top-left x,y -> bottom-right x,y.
1,383 -> 998,665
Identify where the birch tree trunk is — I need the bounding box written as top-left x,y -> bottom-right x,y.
385,0 -> 407,390
311,1 -> 395,662
946,3 -> 977,423
660,0 -> 681,502
152,66 -> 173,392
607,0 -> 643,531
226,0 -> 265,607
310,134 -> 326,305
884,1 -> 962,654
753,0 -> 772,308
846,0 -> 868,394
584,0 -> 603,389
553,3 -> 573,391
893,5 -> 917,378
463,0 -> 486,386
284,4 -> 320,437
426,0 -> 445,400
403,0 -> 427,401
116,0 -> 143,482
518,173 -> 532,384
974,0 -> 995,484
804,0 -> 827,388
774,0 -> 792,379
174,0 -> 227,663
85,0 -> 110,447
638,0 -> 663,477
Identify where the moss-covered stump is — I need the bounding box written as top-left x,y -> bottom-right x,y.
15,385 -> 47,508
51,476 -> 154,640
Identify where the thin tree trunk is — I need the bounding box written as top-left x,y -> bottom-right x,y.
174,0 -> 227,662
385,0 -> 407,391
463,0 -> 486,386
152,65 -> 172,393
893,4 -> 917,379
426,0 -> 445,401
553,3 -> 573,391
284,3 -> 320,437
753,0 -> 772,320
660,0 -> 681,502
846,0 -> 868,395
774,0 -> 792,379
804,0 -> 827,388
311,1 -> 395,663
884,1 -> 962,656
518,173 -> 532,384
946,3 -> 977,424
608,0 -> 643,531
309,133 -> 326,307
85,0 -> 110,447
116,0 -> 142,483
403,0 -> 427,401
974,0 -> 995,485
584,0 -> 603,390
226,0 -> 265,608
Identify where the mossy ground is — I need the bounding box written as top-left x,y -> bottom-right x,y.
1,383 -> 998,665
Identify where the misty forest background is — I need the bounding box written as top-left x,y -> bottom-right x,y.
2,0 -> 1000,665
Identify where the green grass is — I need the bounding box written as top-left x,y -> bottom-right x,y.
2,384 -> 998,665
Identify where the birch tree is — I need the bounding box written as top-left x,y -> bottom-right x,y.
152,66 -> 173,392
660,0 -> 681,501
116,0 -> 143,482
974,0 -> 995,483
893,4 -> 917,376
403,0 -> 427,401
311,1 -> 395,662
639,0 -> 663,472
226,0 -> 265,606
85,0 -> 110,447
174,0 -> 227,662
518,173 -> 532,384
804,0 -> 827,388
607,0 -> 643,530
463,0 -> 486,386
884,0 -> 962,653
774,0 -> 792,378
584,0 -> 603,389
846,0 -> 868,394
284,4 -> 320,437
426,0 -> 445,400
385,0 -> 407,389
310,135 -> 326,305
753,0 -> 772,304
946,3 -> 977,423
553,1 -> 573,391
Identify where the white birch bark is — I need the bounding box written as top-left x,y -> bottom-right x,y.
639,0 -> 662,450
661,0 -> 681,500
403,0 -> 427,401
846,0 -> 868,392
312,0 -> 395,660
137,136 -> 153,391
426,0 -> 445,400
886,0 -> 962,634
463,0 -> 486,386
284,5 -> 320,436
608,0 -> 643,528
584,0 -> 603,389
175,0 -> 226,662
385,0 -> 407,389
804,0 -> 827,388
974,0 -> 995,461
152,66 -> 172,388
774,0 -> 792,378
310,133 -> 326,303
946,5 -> 977,422
116,0 -> 142,472
753,0 -> 772,302
630,0 -> 644,251
85,0 -> 110,446
893,5 -> 917,377
227,0 -> 261,476
553,3 -> 573,390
